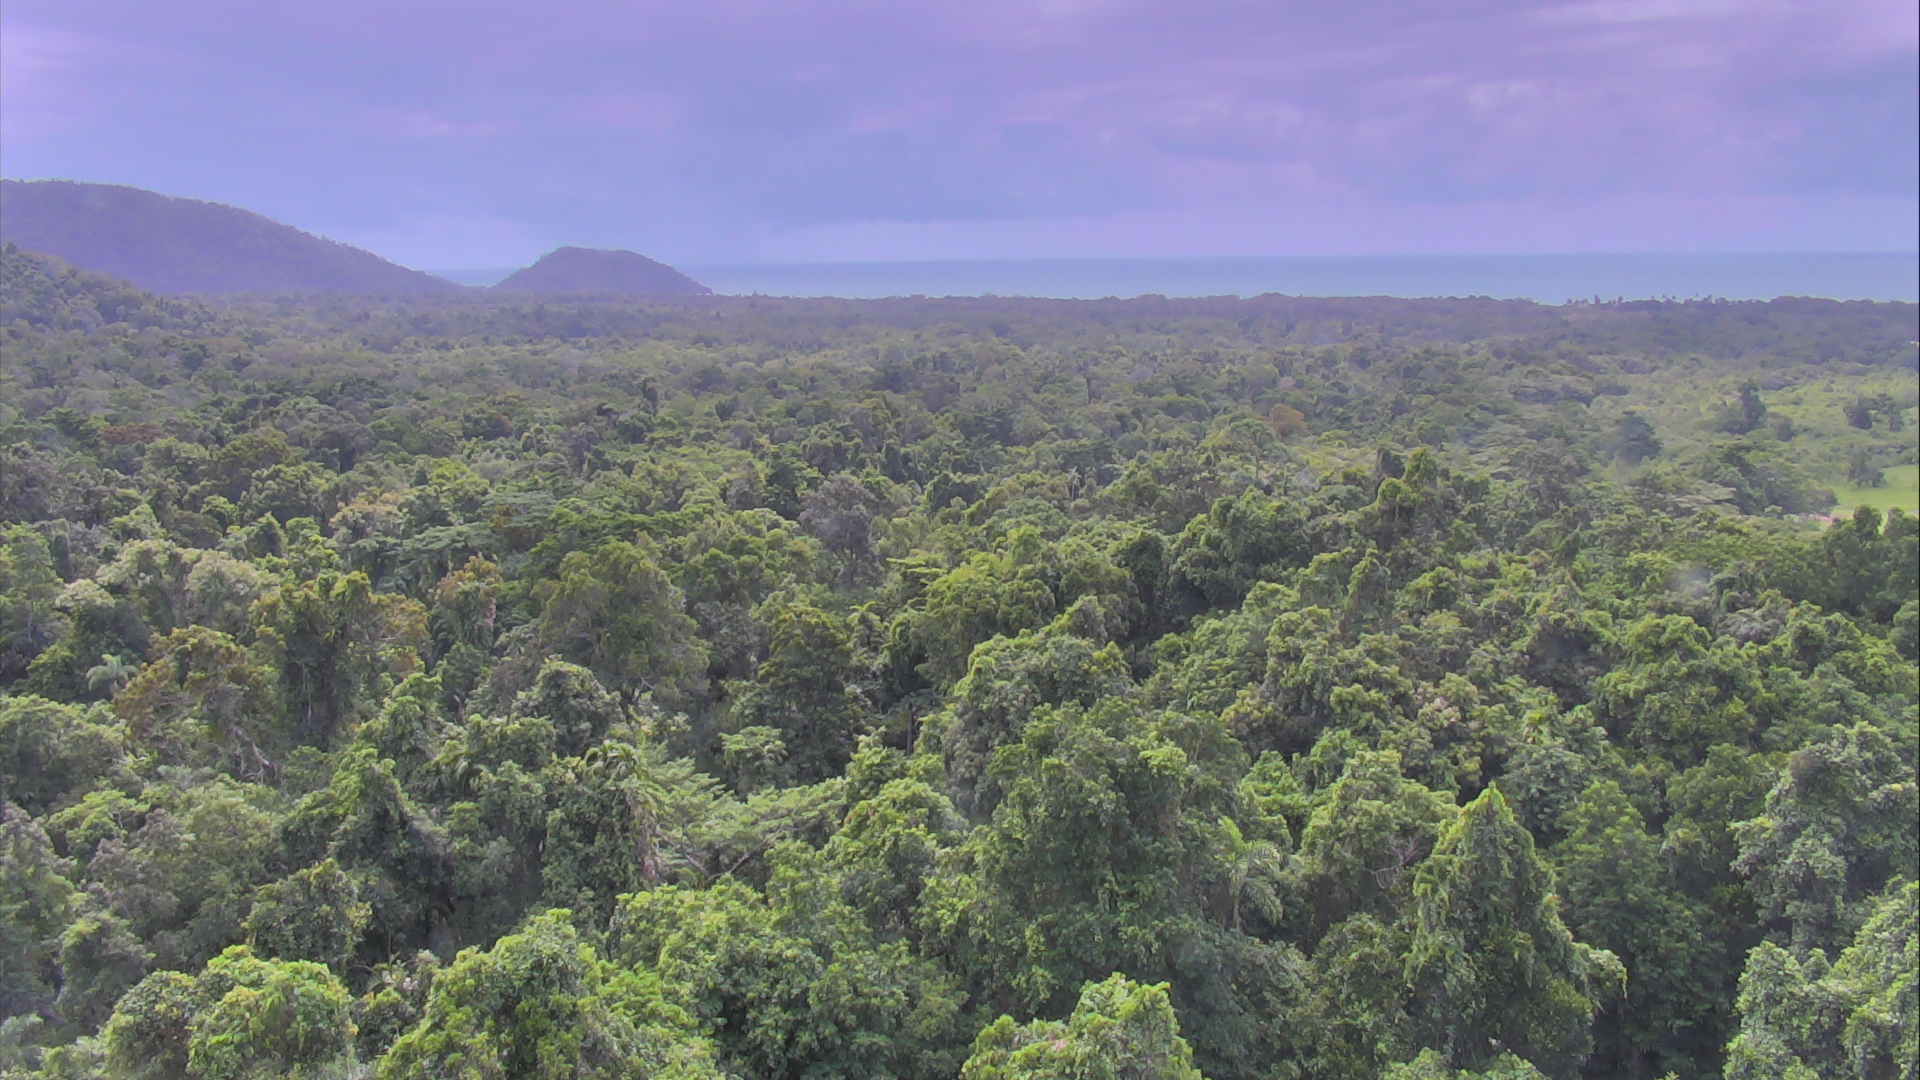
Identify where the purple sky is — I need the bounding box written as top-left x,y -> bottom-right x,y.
4,0 -> 1915,266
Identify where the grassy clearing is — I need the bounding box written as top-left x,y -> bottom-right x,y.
1831,464 -> 1920,515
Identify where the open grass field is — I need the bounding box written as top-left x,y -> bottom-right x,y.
1831,464 -> 1920,515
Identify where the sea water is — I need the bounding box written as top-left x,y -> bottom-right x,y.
433,252 -> 1919,303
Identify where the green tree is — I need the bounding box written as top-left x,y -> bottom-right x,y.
379,910 -> 723,1080
1720,382 -> 1768,435
1215,814 -> 1287,934
1610,412 -> 1662,466
281,749 -> 453,961
1167,490 -> 1310,613
1383,1049 -> 1548,1079
0,805 -> 77,1030
113,627 -> 282,779
85,778 -> 286,974
540,734 -> 686,911
961,974 -> 1206,1080
52,895 -> 151,1035
100,970 -> 196,1080
1592,614 -> 1766,768
824,770 -> 962,938
1733,721 -> 1919,955
608,878 -> 952,1080
429,555 -> 503,711
1720,883 -> 1918,1079
1846,449 -> 1884,489
253,570 -> 428,747
1553,780 -> 1717,1078
533,540 -> 705,705
0,524 -> 66,682
726,599 -> 868,786
934,626 -> 1132,818
24,579 -> 149,703
799,471 -> 895,584
1299,913 -> 1419,1079
1404,787 -> 1623,1078
1721,941 -> 1835,1079
1804,507 -> 1919,621
511,658 -> 626,761
0,695 -> 125,816
929,700 -> 1233,1014
1825,882 -> 1918,1080
84,652 -> 137,696
103,946 -> 355,1080
349,672 -> 450,785
243,859 -> 371,972
182,948 -> 355,1080
889,535 -> 1068,690
1291,748 -> 1453,934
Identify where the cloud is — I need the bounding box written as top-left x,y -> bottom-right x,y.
1,0 -> 1912,260
0,24 -> 127,139
365,109 -> 501,140
1531,0 -> 1756,26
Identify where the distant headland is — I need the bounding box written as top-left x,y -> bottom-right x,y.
0,180 -> 709,298
492,246 -> 711,296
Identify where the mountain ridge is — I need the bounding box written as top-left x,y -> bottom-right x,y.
0,179 -> 459,296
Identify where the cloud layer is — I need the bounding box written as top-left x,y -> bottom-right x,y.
4,0 -> 1915,264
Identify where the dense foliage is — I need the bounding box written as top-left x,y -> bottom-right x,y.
1,245 -> 1915,1079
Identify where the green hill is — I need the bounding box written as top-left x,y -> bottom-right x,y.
492,246 -> 712,295
0,179 -> 459,296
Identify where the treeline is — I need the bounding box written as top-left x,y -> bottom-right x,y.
1,247 -> 1916,1079
213,285 -> 1919,364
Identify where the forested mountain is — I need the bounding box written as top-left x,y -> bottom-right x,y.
493,246 -> 712,295
0,248 -> 1915,1080
0,181 -> 459,296
0,246 -> 218,333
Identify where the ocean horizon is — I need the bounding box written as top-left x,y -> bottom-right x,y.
431,252 -> 1920,304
